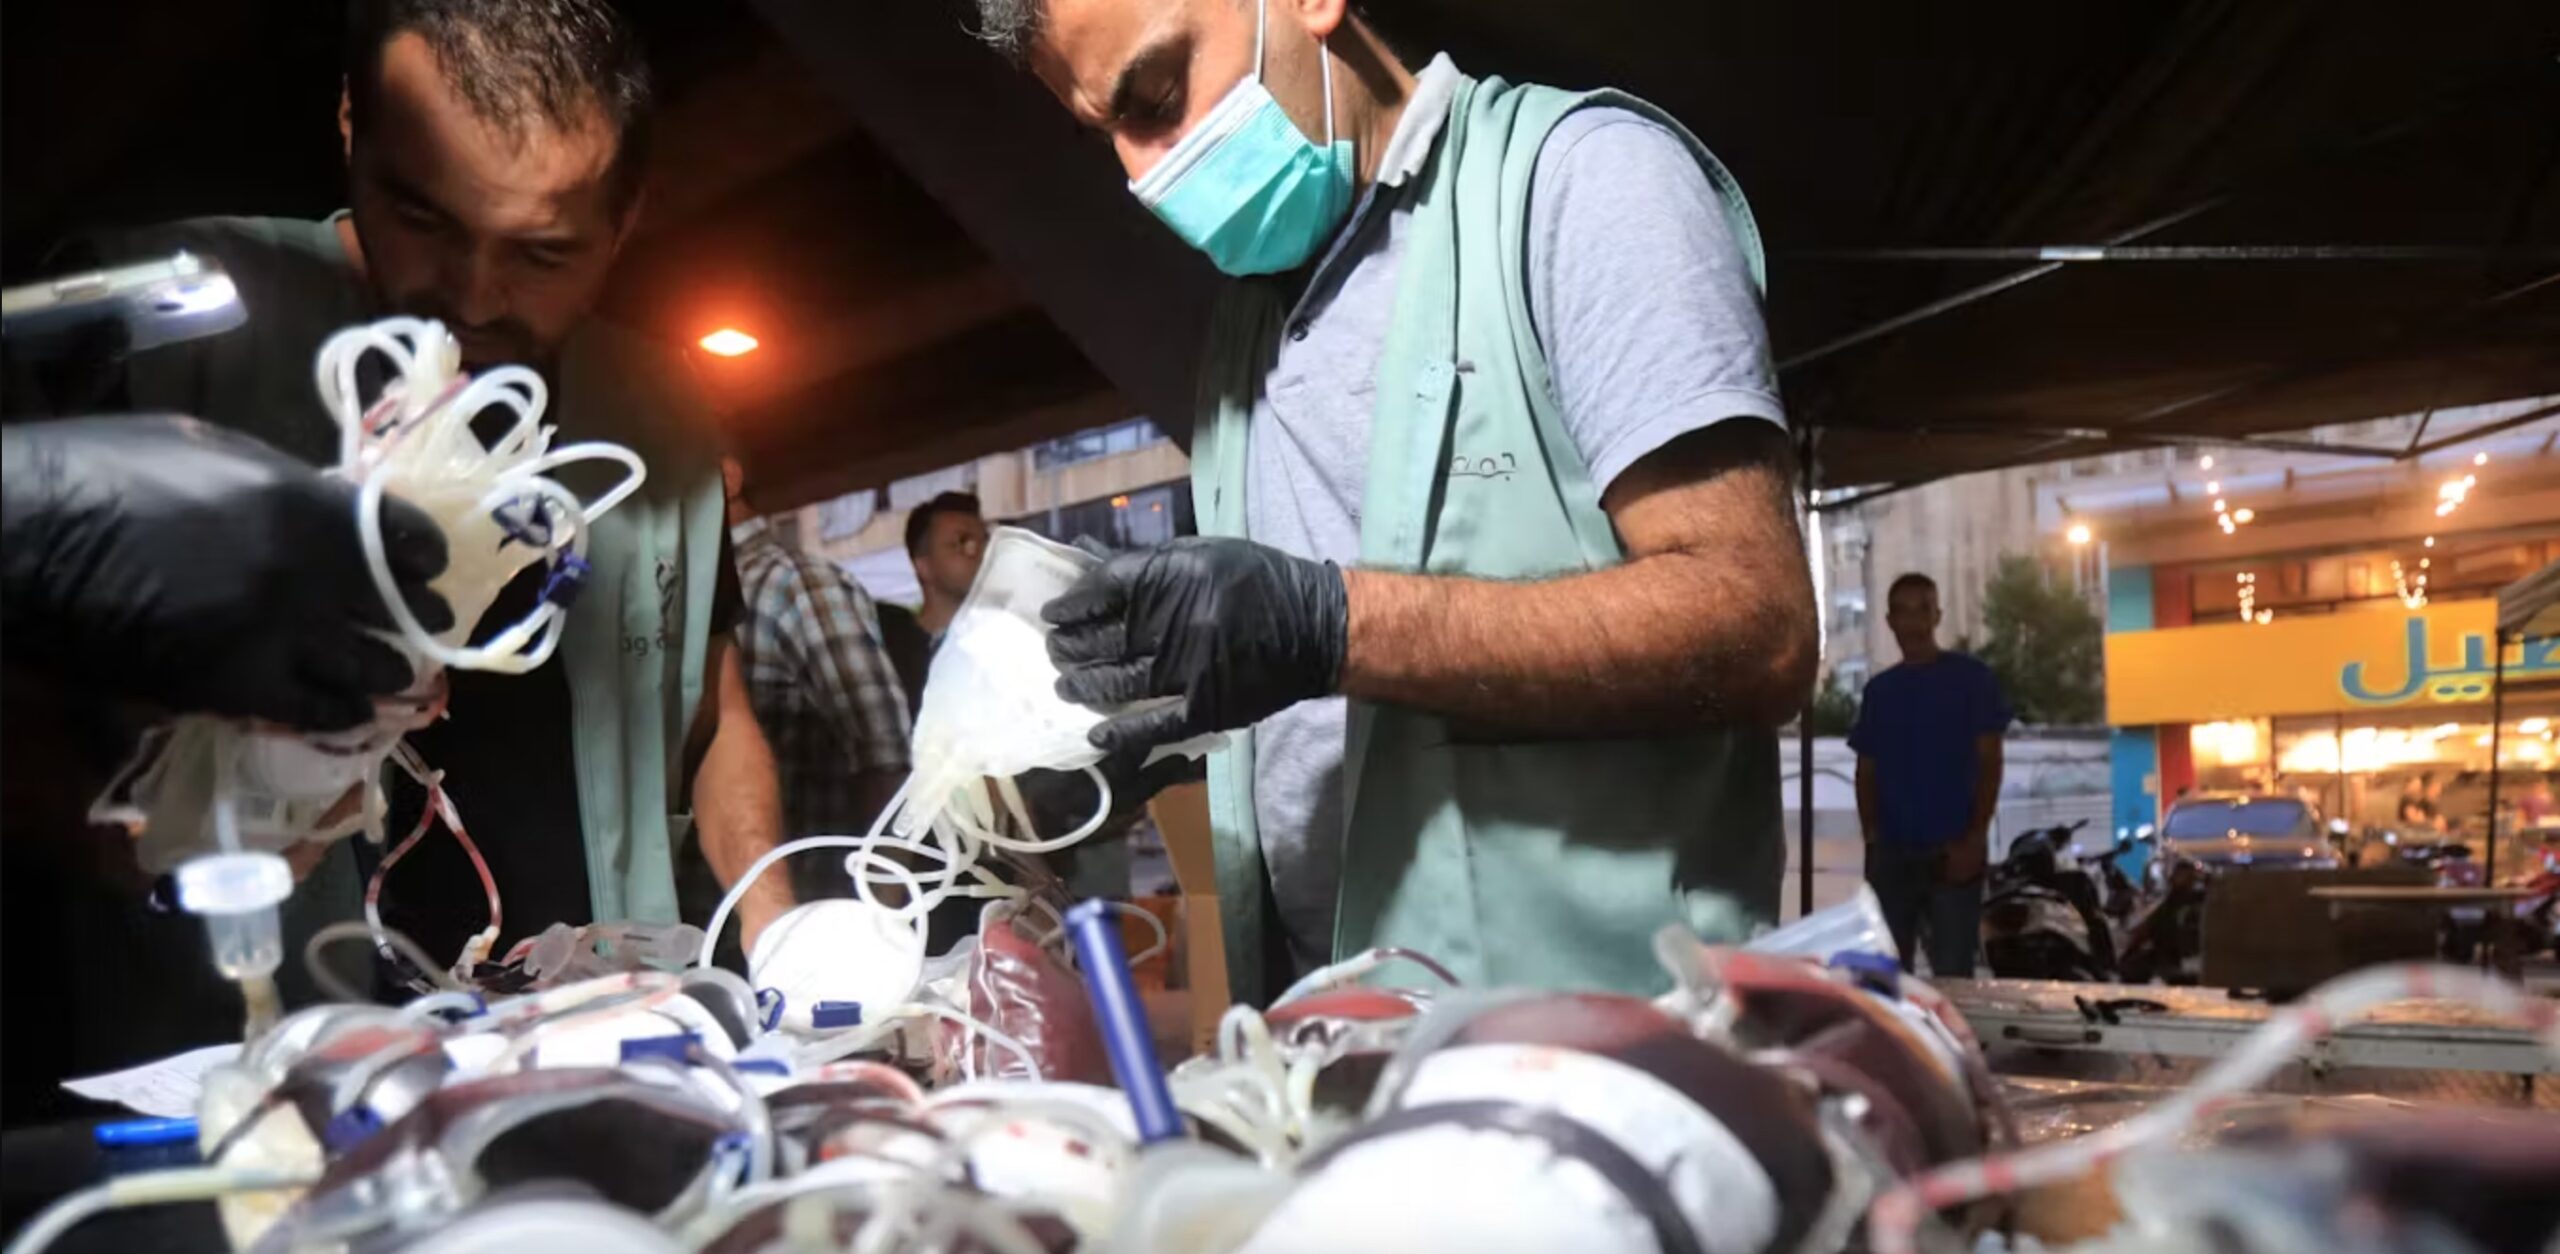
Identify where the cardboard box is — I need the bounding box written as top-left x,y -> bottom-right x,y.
1148,781 -> 1228,1057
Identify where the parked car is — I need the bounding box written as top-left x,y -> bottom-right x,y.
2159,792 -> 2340,872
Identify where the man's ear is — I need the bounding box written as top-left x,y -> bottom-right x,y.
609,185 -> 649,258
338,79 -> 356,161
1289,0 -> 1348,40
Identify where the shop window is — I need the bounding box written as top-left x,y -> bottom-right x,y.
2303,556 -> 2344,602
2263,707 -> 2560,874
818,490 -> 878,541
1032,419 -> 1166,470
1016,482 -> 1195,549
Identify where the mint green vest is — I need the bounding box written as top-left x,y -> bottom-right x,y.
1191,74 -> 1784,1003
552,324 -> 727,925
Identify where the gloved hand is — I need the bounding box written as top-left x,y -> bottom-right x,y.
1043,536 -> 1347,756
2,414 -> 452,730
1009,742 -> 1208,840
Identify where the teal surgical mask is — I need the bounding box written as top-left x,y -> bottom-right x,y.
1129,0 -> 1352,276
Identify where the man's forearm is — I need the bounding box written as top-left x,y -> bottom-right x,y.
698,717 -> 792,939
1341,548 -> 1815,734
1336,426 -> 1815,735
696,641 -> 792,947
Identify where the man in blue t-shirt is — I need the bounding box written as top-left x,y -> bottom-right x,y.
1850,573 -> 2011,976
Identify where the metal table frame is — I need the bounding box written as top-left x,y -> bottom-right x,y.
1939,977 -> 2557,1079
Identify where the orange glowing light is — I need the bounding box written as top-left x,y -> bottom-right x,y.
699,328 -> 760,357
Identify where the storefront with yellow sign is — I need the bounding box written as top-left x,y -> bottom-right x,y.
2103,562 -> 2559,876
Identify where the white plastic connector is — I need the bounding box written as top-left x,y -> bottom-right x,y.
175,851 -> 294,981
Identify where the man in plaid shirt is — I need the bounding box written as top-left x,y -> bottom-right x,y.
724,461 -> 912,887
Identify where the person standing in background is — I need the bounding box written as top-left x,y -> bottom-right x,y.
2399,772 -> 2444,834
1853,573 -> 2010,977
725,459 -> 911,893
875,491 -> 990,716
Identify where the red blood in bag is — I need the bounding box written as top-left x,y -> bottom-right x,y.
1705,950 -> 1988,1174
1264,988 -> 1424,1030
938,904 -> 1110,1085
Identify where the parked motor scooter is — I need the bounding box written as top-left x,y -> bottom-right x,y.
2397,838 -> 2488,963
1982,820 -> 2117,981
2091,824 -> 2155,924
2116,845 -> 2209,985
2514,859 -> 2560,958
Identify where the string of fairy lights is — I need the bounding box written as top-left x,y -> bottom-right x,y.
2398,450 -> 2489,610
2064,448 -> 2499,623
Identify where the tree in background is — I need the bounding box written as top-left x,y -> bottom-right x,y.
1808,672 -> 1859,735
1978,554 -> 2103,725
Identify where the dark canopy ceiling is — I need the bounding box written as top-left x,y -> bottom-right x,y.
8,0 -> 2557,506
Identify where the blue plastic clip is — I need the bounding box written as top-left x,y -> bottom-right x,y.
96,1117 -> 202,1174
94,1117 -> 197,1150
1827,950 -> 1903,996
755,988 -> 786,1033
491,496 -> 555,548
539,552 -> 592,608
811,1001 -> 863,1030
322,1106 -> 383,1153
619,1032 -> 702,1066
711,1130 -> 754,1189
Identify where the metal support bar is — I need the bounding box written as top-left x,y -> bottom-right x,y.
1948,978 -> 2560,1075
1797,424 -> 1818,919
1827,421 -> 2406,461
2402,400 -> 2560,459
1791,244 -> 2560,264
2406,402 -> 2441,455
2486,629 -> 2508,973
1813,479 -> 1925,514
1778,201 -> 2225,373
2109,267 -> 2560,434
1776,61 -> 2554,376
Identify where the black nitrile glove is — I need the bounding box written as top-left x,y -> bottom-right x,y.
1010,743 -> 1208,841
1043,536 -> 1347,757
1,415 -> 453,730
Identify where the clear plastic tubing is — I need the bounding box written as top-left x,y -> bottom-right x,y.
1864,961 -> 2560,1254
1064,899 -> 1182,1144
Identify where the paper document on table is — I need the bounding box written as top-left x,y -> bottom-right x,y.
62,1043 -> 241,1118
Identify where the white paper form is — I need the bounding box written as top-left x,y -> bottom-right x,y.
62,1043 -> 242,1118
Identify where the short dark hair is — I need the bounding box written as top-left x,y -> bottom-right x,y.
344,0 -> 656,211
973,0 -> 1401,64
1887,573 -> 1938,604
905,492 -> 983,558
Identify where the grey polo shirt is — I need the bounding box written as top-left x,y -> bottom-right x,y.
1243,55 -> 1786,973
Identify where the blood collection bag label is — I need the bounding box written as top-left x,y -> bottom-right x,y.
1399,1043 -> 1781,1253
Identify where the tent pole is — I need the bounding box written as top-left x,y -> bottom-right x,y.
2485,629 -> 2508,970
1799,424 -> 1819,919
2400,401 -> 2560,459
1775,65 -> 2549,376
1792,243 -> 2560,264
1777,204 -> 2224,372
2103,268 -> 2560,435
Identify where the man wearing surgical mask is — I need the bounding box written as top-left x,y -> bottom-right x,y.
983,0 -> 1816,1001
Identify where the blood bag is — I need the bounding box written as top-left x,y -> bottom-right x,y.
930,900 -> 1111,1086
